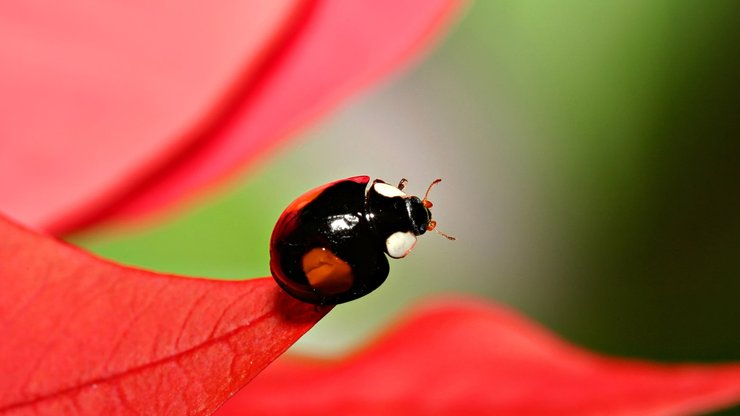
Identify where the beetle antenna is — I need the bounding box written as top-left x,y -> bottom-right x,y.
426,219 -> 456,240
434,229 -> 457,240
423,179 -> 442,202
422,180 -> 454,240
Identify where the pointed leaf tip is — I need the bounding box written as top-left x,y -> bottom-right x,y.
0,215 -> 329,415
218,299 -> 740,416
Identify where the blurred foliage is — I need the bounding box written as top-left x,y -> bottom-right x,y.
460,1 -> 740,361
73,2 -> 740,398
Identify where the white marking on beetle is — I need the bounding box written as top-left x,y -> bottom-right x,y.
374,182 -> 407,198
386,231 -> 417,258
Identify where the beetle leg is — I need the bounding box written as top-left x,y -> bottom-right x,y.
397,178 -> 409,191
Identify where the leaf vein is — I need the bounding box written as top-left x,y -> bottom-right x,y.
0,308 -> 275,412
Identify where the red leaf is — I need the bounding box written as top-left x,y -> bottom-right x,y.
103,0 -> 463,227
217,299 -> 740,416
0,0 -> 463,235
0,0 -> 307,232
0,215 -> 329,415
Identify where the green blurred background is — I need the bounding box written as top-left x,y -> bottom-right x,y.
71,0 -> 740,403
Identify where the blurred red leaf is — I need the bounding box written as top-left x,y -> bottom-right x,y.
217,299 -> 740,416
0,215 -> 328,415
0,0 -> 463,235
105,0 -> 463,227
0,0 -> 306,234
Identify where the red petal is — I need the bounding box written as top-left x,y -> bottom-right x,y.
0,0 -> 307,232
106,0 -> 462,227
218,299 -> 740,416
0,215 -> 329,415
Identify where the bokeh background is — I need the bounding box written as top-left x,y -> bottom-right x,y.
71,0 -> 740,397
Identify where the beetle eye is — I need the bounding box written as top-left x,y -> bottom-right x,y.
427,220 -> 437,231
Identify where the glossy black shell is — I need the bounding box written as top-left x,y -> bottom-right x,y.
270,176 -> 390,305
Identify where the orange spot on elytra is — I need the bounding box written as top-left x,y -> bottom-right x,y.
302,248 -> 354,295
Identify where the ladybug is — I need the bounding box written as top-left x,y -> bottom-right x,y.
270,176 -> 454,305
